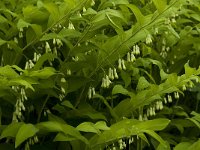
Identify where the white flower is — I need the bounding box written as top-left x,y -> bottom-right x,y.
67,69 -> 71,75
146,34 -> 152,44
91,0 -> 95,6
61,77 -> 66,83
135,45 -> 140,55
118,58 -> 122,70
45,42 -> 51,53
88,87 -> 92,99
168,95 -> 172,103
113,68 -> 118,79
83,7 -> 87,12
127,52 -> 131,62
138,114 -> 143,121
68,22 -> 75,30
130,52 -> 136,62
121,59 -> 126,70
154,27 -> 158,34
92,87 -> 95,95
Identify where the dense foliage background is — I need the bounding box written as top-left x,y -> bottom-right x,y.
0,0 -> 200,149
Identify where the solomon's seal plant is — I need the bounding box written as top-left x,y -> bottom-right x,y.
0,0 -> 200,150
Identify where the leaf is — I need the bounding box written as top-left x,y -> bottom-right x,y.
121,70 -> 131,88
126,4 -> 145,25
0,15 -> 7,23
187,118 -> 200,129
94,121 -> 110,131
0,39 -> 6,46
61,124 -> 89,144
174,142 -> 192,150
142,130 -> 167,146
36,121 -> 89,144
112,85 -> 132,96
15,124 -> 39,148
76,122 -> 100,133
54,133 -> 76,142
188,139 -> 200,150
135,119 -> 170,131
83,8 -> 97,16
137,76 -> 150,91
29,67 -> 56,79
9,78 -> 34,91
0,65 -> 19,78
0,122 -> 24,139
59,28 -> 81,38
105,13 -> 121,30
34,53 -> 57,70
191,111 -> 200,122
61,100 -> 75,110
90,118 -> 169,148
152,0 -> 167,13
40,33 -> 59,41
113,99 -> 133,118
36,121 -> 63,133
77,103 -> 107,121
184,62 -> 196,77
17,19 -> 30,29
43,3 -> 60,27
48,113 -> 66,124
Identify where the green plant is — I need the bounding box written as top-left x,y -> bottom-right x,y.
0,0 -> 200,150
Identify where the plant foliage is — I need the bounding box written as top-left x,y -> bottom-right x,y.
0,0 -> 200,149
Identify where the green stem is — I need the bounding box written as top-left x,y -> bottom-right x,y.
37,95 -> 49,123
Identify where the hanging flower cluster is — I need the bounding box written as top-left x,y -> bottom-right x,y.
12,87 -> 27,122
88,86 -> 96,99
118,59 -> 126,70
59,77 -> 66,101
101,75 -> 112,88
25,136 -> 39,150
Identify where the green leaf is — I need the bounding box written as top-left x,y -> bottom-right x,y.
15,124 -> 39,148
137,76 -> 150,91
94,121 -> 110,131
54,133 -> 76,142
40,33 -> 59,41
112,85 -> 132,96
36,121 -> 63,133
0,39 -> 6,46
61,100 -> 75,110
184,62 -> 196,77
34,53 -> 57,70
83,8 -> 97,16
121,70 -> 131,88
135,119 -> 170,131
188,139 -> 200,150
29,67 -> 56,79
174,142 -> 192,150
17,19 -> 30,29
59,28 -> 81,38
90,118 -> 169,148
0,65 -> 19,78
126,4 -> 145,25
152,0 -> 167,13
76,122 -> 100,133
0,15 -> 7,23
76,103 -> 107,121
113,99 -> 133,118
187,118 -> 200,129
36,121 -> 89,144
9,78 -> 34,91
142,130 -> 166,146
0,122 -> 24,139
